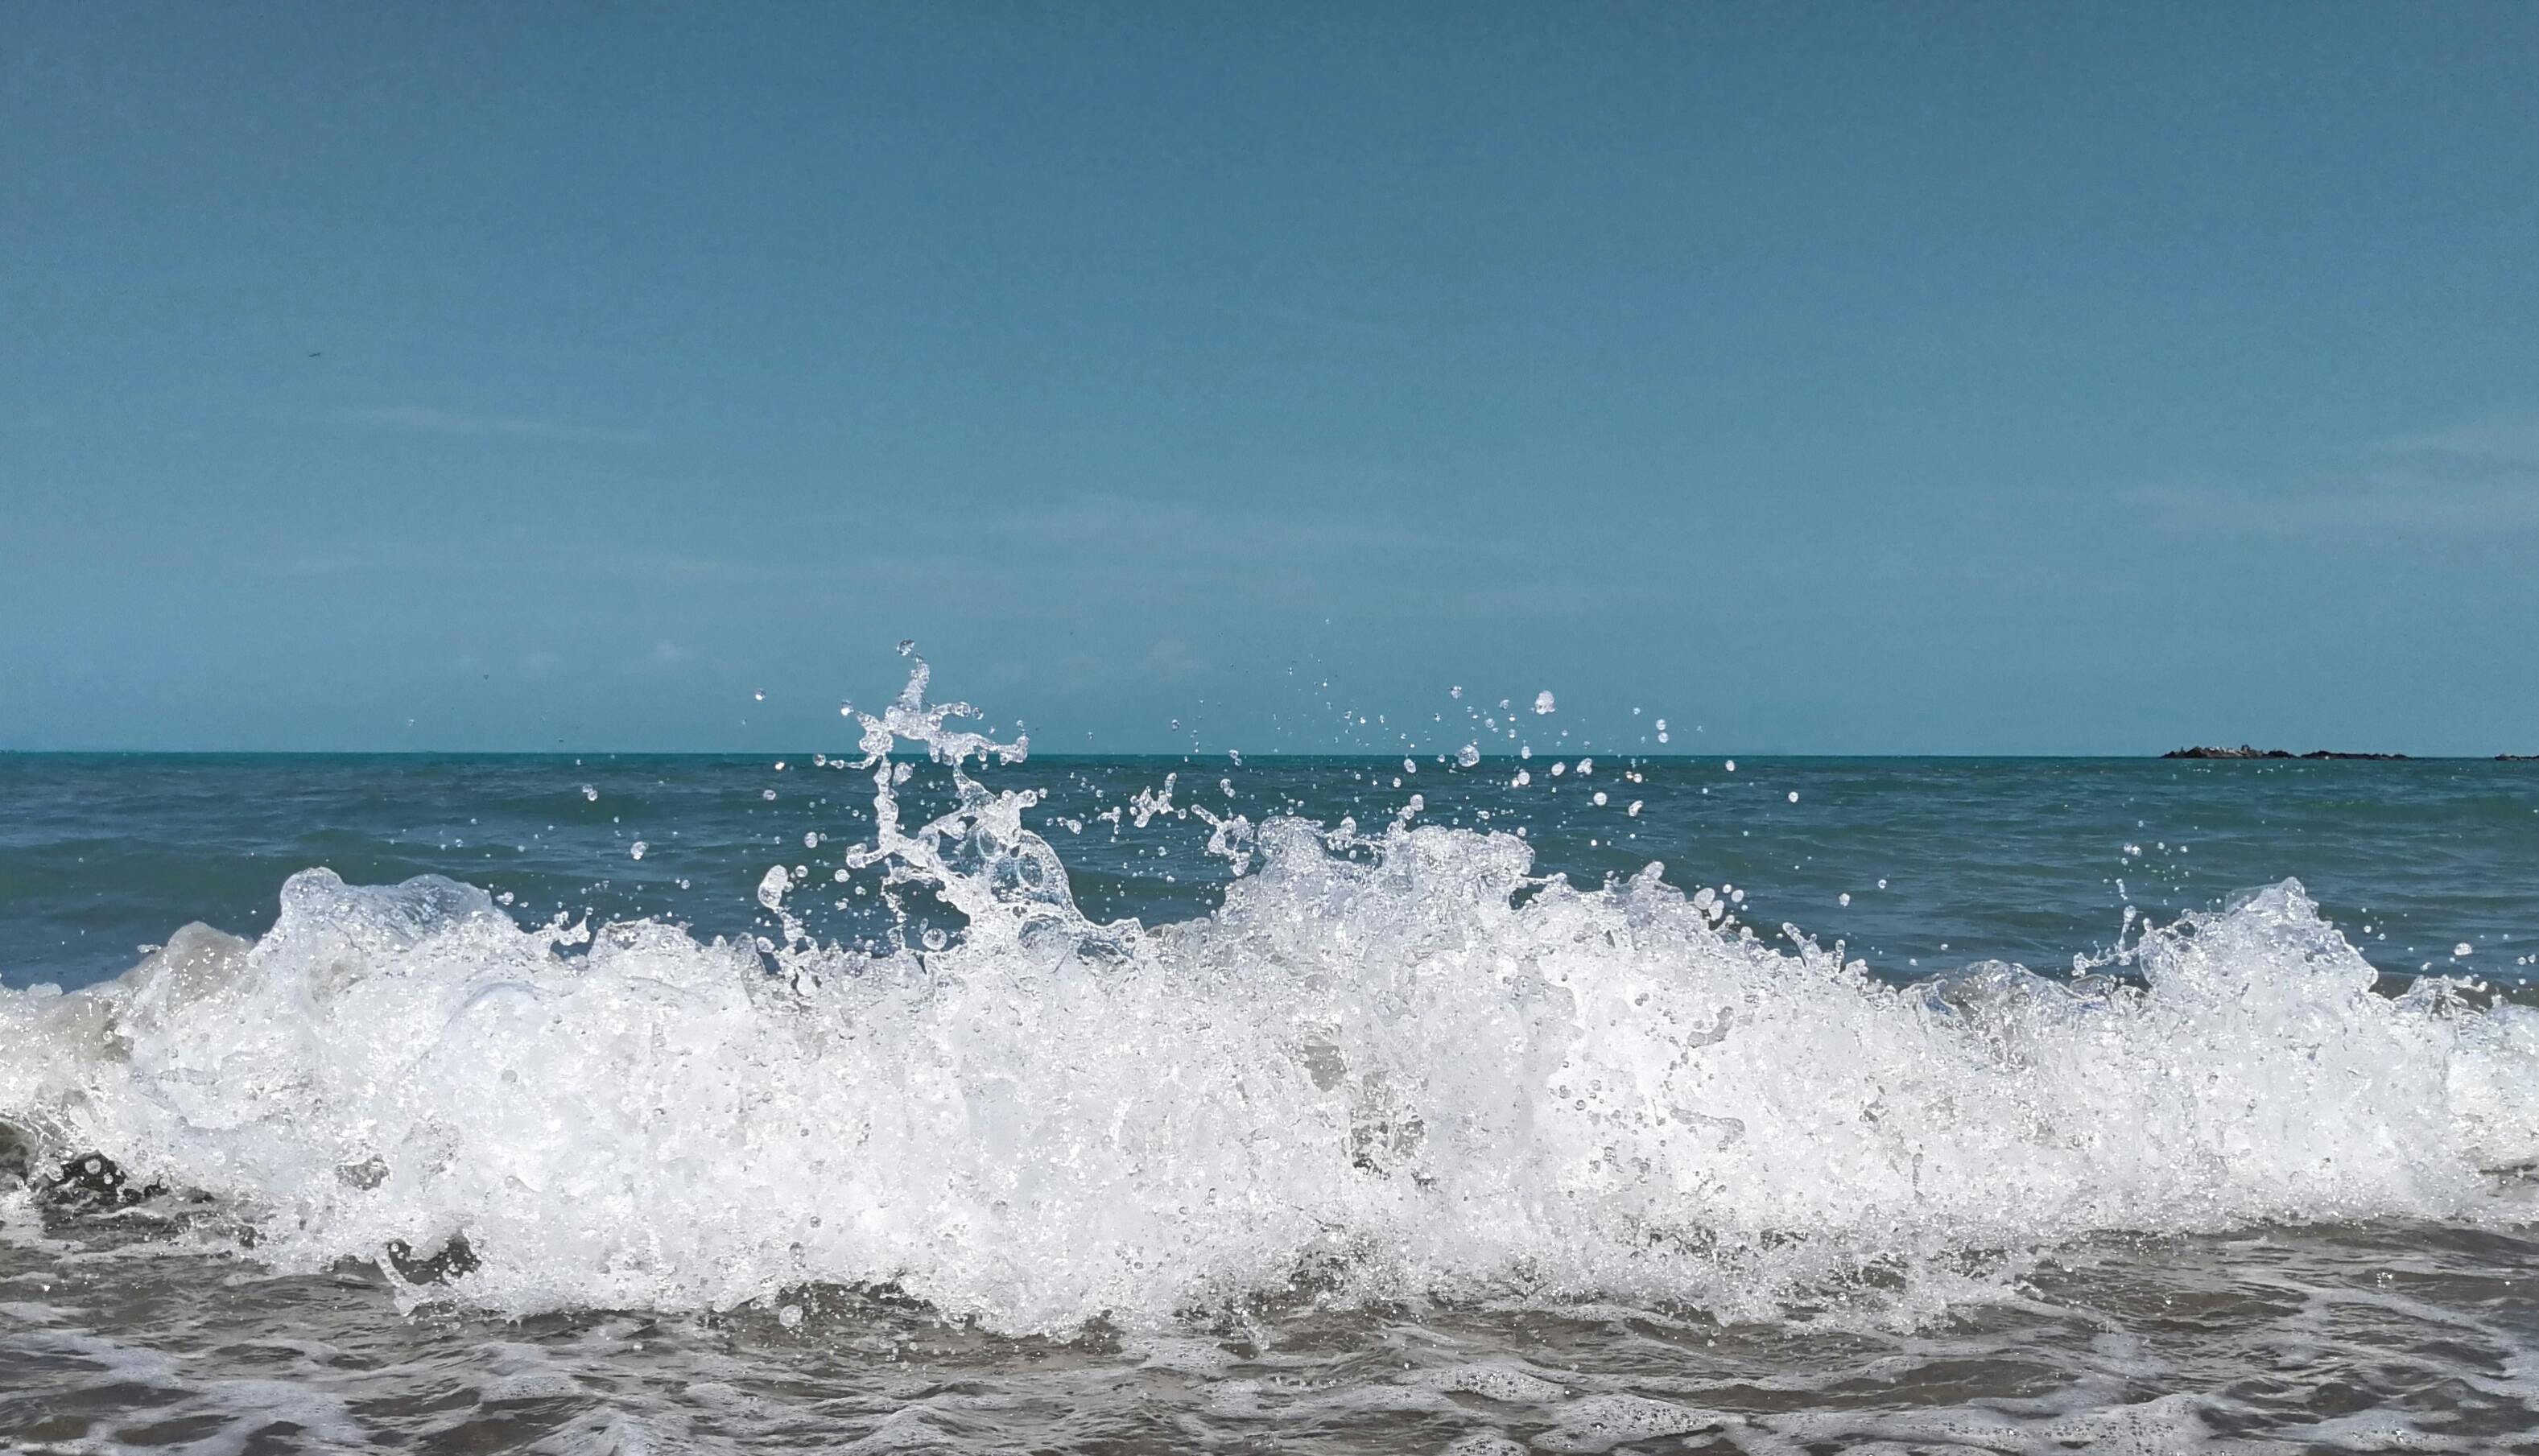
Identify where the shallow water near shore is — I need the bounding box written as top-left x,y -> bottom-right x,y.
10,1214 -> 2539,1453
6,669 -> 2539,1453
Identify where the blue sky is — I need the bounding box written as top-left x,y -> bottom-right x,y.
5,3 -> 2536,754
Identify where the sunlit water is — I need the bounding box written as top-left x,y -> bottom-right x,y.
6,664 -> 2539,1453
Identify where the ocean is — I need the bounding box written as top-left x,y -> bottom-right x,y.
6,665 -> 2539,1454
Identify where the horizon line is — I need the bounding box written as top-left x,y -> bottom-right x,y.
3,748 -> 2528,762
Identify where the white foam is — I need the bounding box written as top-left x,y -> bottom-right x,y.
1535,1393 -> 1725,1452
5,662 -> 2539,1338
1414,1363 -> 1571,1403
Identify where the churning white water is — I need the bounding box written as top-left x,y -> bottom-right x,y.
5,658 -> 2539,1343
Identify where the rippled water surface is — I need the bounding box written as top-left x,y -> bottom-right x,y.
10,1216 -> 2539,1453
8,751 -> 2535,993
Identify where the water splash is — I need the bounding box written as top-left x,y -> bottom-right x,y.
4,661 -> 2539,1339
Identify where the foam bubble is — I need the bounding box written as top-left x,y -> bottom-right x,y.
1536,1393 -> 1723,1452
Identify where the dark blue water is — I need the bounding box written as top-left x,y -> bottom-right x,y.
6,752 -> 2534,992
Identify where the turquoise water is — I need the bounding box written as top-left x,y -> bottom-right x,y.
6,752 -> 2535,992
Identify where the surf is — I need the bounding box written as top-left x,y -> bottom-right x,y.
5,655 -> 2537,1337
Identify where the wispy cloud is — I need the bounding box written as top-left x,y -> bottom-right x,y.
2136,412 -> 2539,536
337,406 -> 654,447
2373,418 -> 2539,466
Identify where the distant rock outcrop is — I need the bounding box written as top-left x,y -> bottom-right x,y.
2164,745 -> 2291,759
2502,754 -> 2539,762
2163,746 -> 2413,761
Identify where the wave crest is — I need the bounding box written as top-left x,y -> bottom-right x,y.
5,660 -> 2537,1334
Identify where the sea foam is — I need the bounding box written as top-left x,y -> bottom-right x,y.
4,660 -> 2537,1335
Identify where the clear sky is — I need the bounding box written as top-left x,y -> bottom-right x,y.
6,3 -> 2536,755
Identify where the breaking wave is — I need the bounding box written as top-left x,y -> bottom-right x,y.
6,657 -> 2538,1335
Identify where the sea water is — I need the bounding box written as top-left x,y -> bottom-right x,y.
5,660 -> 2539,1453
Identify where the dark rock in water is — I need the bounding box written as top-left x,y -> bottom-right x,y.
2502,754 -> 2539,762
0,1122 -> 29,1187
2164,745 -> 2293,759
42,1152 -> 165,1210
386,1232 -> 481,1285
2163,746 -> 2412,761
